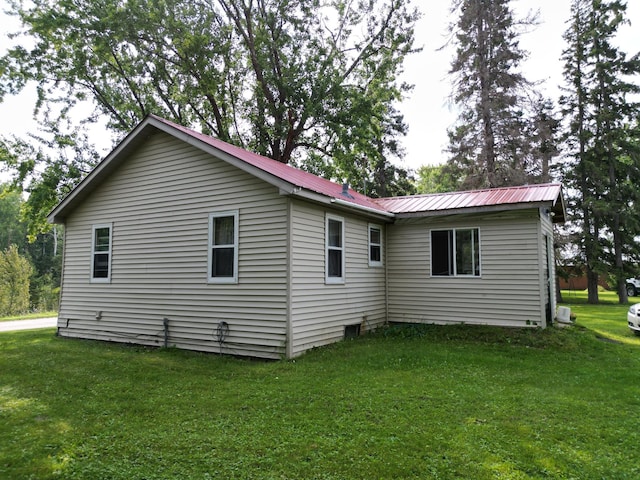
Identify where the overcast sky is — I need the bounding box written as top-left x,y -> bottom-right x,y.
400,0 -> 640,170
1,0 -> 639,179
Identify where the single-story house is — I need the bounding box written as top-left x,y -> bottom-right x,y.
48,114 -> 566,359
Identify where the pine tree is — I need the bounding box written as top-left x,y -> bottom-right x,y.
446,0 -> 542,188
560,0 -> 640,303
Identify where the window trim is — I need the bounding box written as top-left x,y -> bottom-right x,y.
91,223 -> 112,283
208,210 -> 239,284
368,223 -> 383,267
325,214 -> 345,284
430,227 -> 481,278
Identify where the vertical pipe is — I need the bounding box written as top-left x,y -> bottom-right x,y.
163,317 -> 169,348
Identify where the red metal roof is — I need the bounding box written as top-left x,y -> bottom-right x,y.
374,183 -> 564,216
153,115 -> 387,214
48,114 -> 565,223
158,116 -> 564,220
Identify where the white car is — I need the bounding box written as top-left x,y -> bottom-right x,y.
627,304 -> 640,335
626,277 -> 640,297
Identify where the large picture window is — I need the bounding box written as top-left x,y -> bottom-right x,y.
91,223 -> 112,282
431,228 -> 480,277
208,211 -> 239,283
326,214 -> 345,284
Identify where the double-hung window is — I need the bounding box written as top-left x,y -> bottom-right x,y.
368,224 -> 383,267
91,223 -> 112,282
208,211 -> 239,284
326,214 -> 345,284
431,228 -> 480,277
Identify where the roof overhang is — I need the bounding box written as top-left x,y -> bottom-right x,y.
47,115 -> 391,223
47,115 -> 567,226
393,199 -> 565,223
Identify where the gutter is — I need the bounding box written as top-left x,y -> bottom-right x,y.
329,197 -> 395,220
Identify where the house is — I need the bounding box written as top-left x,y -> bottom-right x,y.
48,114 -> 566,359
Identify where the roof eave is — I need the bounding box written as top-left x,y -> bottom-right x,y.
47,115 -> 300,223
393,201 -> 561,220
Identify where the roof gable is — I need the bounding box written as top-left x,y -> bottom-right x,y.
47,114 -> 566,224
48,114 -> 390,223
154,116 -> 386,213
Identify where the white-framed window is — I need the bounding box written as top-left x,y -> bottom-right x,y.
91,223 -> 112,283
431,228 -> 480,277
368,224 -> 383,267
208,211 -> 239,284
325,214 -> 345,284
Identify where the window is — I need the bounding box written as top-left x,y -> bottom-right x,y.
91,224 -> 112,282
208,211 -> 239,283
326,214 -> 345,284
431,228 -> 480,277
368,224 -> 383,267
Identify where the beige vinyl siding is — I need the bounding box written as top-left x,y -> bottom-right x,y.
387,210 -> 546,327
540,209 -> 556,325
289,200 -> 387,357
58,131 -> 288,359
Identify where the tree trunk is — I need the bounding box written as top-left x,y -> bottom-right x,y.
586,268 -> 599,304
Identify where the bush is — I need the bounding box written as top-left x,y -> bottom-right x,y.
0,244 -> 33,316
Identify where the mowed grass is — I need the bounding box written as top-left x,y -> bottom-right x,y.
1,320 -> 640,479
560,289 -> 640,346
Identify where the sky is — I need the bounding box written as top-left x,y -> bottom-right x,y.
1,0 -> 639,180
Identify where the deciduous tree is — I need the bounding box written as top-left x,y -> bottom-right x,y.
1,0 -> 419,220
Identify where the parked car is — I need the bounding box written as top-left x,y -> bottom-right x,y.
626,277 -> 640,297
627,304 -> 640,336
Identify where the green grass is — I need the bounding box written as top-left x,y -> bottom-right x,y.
560,289 -> 640,346
0,311 -> 57,322
2,320 -> 640,479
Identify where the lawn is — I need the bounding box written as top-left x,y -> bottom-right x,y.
1,313 -> 640,478
560,289 -> 640,346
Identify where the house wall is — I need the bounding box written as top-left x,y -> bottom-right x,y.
58,131 -> 289,359
540,209 -> 556,325
288,199 -> 387,357
386,209 -> 547,328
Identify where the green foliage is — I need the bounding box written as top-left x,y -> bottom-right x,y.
0,244 -> 33,316
445,0 -> 554,189
1,0 -> 420,216
1,322 -> 640,478
560,0 -> 640,303
0,184 -> 28,251
0,183 -> 63,313
414,164 -> 458,193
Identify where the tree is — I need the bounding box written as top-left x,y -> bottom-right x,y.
1,0 -> 419,222
445,0 -> 545,189
0,244 -> 33,316
0,181 -> 63,312
0,183 -> 28,251
414,164 -> 458,194
560,0 -> 640,304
